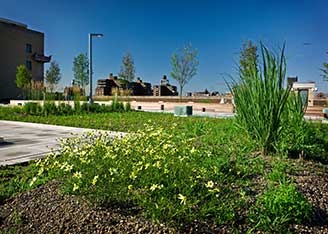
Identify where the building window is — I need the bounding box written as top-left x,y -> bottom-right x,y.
26,44 -> 32,53
26,60 -> 32,71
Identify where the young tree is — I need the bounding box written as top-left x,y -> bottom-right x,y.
73,53 -> 89,91
170,44 -> 199,97
118,53 -> 135,82
239,40 -> 258,78
16,65 -> 32,99
45,61 -> 61,93
321,51 -> 328,81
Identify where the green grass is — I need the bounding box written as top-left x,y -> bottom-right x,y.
0,106 -> 226,132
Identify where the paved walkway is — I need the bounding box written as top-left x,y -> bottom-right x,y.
0,121 -> 124,166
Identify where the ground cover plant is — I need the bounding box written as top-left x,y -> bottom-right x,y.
2,111 -> 326,232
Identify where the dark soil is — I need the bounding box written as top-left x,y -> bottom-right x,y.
0,181 -> 232,234
0,181 -> 177,234
290,160 -> 328,233
1,159 -> 328,233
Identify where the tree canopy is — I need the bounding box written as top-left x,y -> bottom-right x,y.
321,51 -> 328,81
118,53 -> 135,82
239,40 -> 258,78
73,53 -> 89,89
170,44 -> 199,97
16,65 -> 32,89
45,61 -> 61,93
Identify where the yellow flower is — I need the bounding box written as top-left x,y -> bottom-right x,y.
29,177 -> 37,187
73,183 -> 79,191
128,185 -> 133,190
65,164 -> 73,172
178,194 -> 187,205
37,167 -> 44,176
206,180 -> 214,189
73,171 -> 82,179
92,175 -> 99,185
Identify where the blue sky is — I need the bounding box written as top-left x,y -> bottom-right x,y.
1,0 -> 328,93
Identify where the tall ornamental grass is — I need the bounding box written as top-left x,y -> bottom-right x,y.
231,44 -> 305,155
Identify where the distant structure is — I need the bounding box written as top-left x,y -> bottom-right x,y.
63,81 -> 85,100
96,73 -> 124,96
0,18 -> 51,101
129,77 -> 152,96
187,89 -> 220,97
192,89 -> 210,97
288,76 -> 316,107
153,75 -> 178,96
95,73 -> 152,96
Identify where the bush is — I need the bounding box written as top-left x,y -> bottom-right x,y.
124,102 -> 131,111
231,44 -> 305,155
42,102 -> 58,116
74,101 -> 81,113
251,184 -> 312,232
23,102 -> 41,115
57,103 -> 73,115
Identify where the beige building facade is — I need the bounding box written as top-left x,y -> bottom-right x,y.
0,18 -> 50,101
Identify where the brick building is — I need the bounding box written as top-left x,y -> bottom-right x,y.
153,75 -> 178,96
0,18 -> 50,101
96,74 -> 152,96
128,78 -> 152,96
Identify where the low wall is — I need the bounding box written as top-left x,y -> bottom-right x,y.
94,95 -> 233,104
9,100 -> 234,113
8,99 -> 326,116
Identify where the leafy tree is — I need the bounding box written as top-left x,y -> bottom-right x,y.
321,51 -> 328,81
73,53 -> 89,91
45,61 -> 61,93
16,65 -> 32,99
170,44 -> 199,97
118,53 -> 135,82
239,40 -> 258,78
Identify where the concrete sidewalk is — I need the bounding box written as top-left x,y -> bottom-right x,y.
0,120 -> 124,166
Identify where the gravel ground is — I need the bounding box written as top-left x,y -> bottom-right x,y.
290,163 -> 328,233
0,181 -> 177,234
1,160 -> 328,233
0,181 -> 233,234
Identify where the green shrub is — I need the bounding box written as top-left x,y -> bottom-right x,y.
42,102 -> 58,116
80,103 -> 90,113
74,101 -> 81,113
124,102 -> 131,111
23,102 -> 41,115
231,44 -> 305,155
251,184 -> 312,232
57,103 -> 73,115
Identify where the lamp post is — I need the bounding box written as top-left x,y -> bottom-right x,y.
88,33 -> 104,104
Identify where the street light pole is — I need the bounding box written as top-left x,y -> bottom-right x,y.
88,33 -> 104,104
